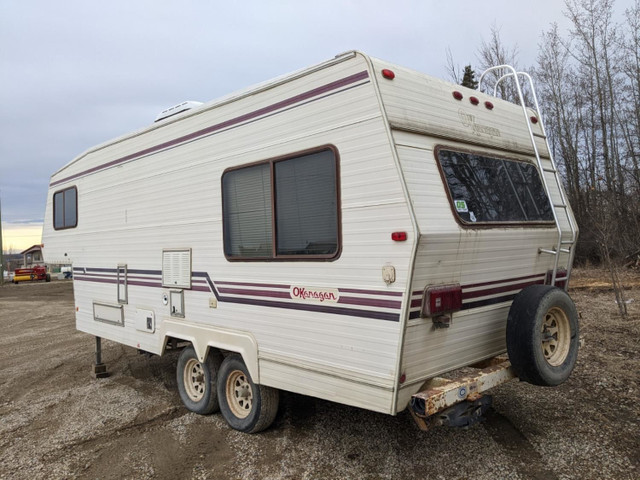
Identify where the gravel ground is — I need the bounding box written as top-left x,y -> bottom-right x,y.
0,269 -> 638,479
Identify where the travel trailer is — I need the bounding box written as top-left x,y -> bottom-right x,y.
43,51 -> 579,433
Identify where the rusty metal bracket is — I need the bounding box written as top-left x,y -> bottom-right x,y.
410,357 -> 516,430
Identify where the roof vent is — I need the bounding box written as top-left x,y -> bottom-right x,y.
155,101 -> 203,122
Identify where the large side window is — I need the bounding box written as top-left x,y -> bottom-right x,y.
222,148 -> 340,260
436,148 -> 553,225
53,186 -> 78,230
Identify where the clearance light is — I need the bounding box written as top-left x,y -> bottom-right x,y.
470,96 -> 480,105
382,69 -> 395,80
421,284 -> 462,317
484,101 -> 494,110
391,231 -> 407,242
530,116 -> 539,124
399,373 -> 407,384
453,91 -> 463,100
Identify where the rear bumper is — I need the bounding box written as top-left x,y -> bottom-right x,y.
409,356 -> 516,430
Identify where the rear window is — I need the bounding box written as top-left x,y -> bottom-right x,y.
436,148 -> 553,224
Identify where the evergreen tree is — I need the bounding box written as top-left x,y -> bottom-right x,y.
461,65 -> 478,89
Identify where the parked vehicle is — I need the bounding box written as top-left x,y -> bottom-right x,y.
42,51 -> 579,433
13,266 -> 50,283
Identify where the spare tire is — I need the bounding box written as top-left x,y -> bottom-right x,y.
506,285 -> 579,386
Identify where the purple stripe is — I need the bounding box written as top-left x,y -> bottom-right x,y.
129,280 -> 163,288
216,281 -> 290,289
223,296 -> 399,322
337,296 -> 401,309
463,273 -> 546,289
217,287 -> 291,299
75,276 -> 114,285
75,276 -> 161,288
463,279 -> 545,300
50,70 -> 370,187
339,288 -> 403,297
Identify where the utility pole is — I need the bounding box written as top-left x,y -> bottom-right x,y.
0,192 -> 4,286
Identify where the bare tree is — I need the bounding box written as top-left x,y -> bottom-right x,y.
476,25 -> 526,103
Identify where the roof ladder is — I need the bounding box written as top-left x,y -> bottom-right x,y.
478,66 -> 578,289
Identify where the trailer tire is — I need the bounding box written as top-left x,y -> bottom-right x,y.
176,346 -> 222,415
506,285 -> 579,386
45,273 -> 51,282
217,354 -> 279,433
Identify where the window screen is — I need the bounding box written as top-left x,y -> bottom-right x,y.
53,186 -> 78,229
222,149 -> 339,259
437,149 -> 553,224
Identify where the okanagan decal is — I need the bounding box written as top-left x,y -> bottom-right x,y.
290,286 -> 340,303
458,109 -> 501,137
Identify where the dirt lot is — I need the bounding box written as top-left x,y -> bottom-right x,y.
0,269 -> 638,480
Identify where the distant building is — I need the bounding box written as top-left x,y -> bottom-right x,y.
20,244 -> 44,268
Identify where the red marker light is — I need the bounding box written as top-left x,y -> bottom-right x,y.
470,96 -> 479,105
530,116 -> 539,124
484,101 -> 494,110
453,91 -> 463,100
391,232 -> 407,242
381,69 -> 395,80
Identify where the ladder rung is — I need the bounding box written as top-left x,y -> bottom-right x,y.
553,203 -> 567,209
560,240 -> 574,245
543,167 -> 557,173
539,248 -> 571,255
533,132 -> 546,138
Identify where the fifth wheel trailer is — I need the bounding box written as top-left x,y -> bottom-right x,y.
42,51 -> 579,433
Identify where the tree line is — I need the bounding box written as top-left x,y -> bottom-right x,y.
450,0 -> 640,265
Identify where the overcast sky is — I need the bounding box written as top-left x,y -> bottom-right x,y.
0,0 -> 608,251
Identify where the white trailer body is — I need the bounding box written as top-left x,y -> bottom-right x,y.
43,51 -> 578,430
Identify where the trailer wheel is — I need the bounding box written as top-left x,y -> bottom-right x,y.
217,354 -> 279,433
45,273 -> 51,282
506,285 -> 579,386
176,346 -> 222,415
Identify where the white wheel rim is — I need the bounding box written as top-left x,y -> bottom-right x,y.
183,358 -> 206,402
226,369 -> 253,419
541,306 -> 571,366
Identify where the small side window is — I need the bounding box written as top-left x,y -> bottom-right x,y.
53,186 -> 78,230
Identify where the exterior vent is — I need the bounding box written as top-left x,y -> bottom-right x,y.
155,101 -> 203,122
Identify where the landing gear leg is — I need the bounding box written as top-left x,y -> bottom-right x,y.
93,336 -> 109,378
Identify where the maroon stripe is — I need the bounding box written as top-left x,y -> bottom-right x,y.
410,298 -> 422,308
222,295 -> 399,322
217,287 -> 291,299
463,279 -> 545,300
75,276 -> 163,288
129,280 -> 163,288
74,276 -> 114,285
337,297 -> 401,309
412,273 -> 547,296
339,288 -> 403,297
50,70 -> 370,187
216,281 -> 290,289
192,286 -> 210,292
463,273 -> 545,289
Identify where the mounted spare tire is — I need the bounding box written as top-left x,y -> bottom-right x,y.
506,285 -> 579,386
